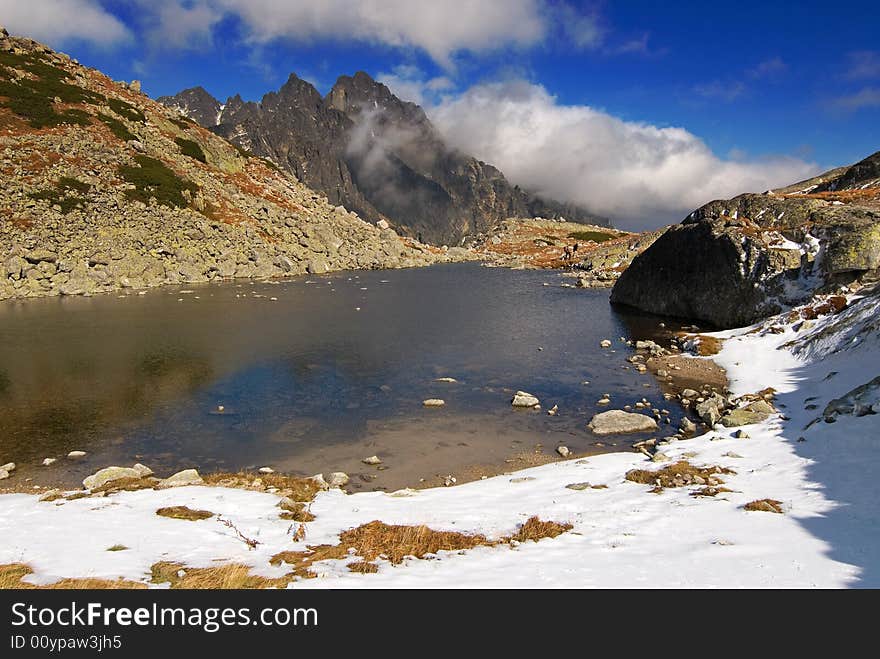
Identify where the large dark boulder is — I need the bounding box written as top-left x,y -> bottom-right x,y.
610,218 -> 804,328
612,149 -> 880,329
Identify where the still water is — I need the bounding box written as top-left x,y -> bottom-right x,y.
0,263 -> 678,490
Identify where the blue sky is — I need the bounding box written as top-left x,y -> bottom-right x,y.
3,1 -> 878,227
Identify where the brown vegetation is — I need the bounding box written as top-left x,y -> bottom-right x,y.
743,499 -> 784,513
272,516 -> 572,578
149,562 -> 292,589
626,461 -> 735,491
203,471 -> 322,502
156,506 -> 214,521
0,563 -> 146,590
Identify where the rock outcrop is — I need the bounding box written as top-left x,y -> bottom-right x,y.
611,150 -> 880,328
0,33 -> 462,302
159,72 -> 607,245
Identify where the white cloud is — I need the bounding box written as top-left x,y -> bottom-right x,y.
0,0 -> 131,47
693,79 -> 747,102
428,80 -> 819,229
212,0 -> 548,68
831,87 -> 880,112
556,2 -> 603,50
378,65 -> 455,106
142,0 -> 221,51
845,51 -> 880,80
748,57 -> 787,79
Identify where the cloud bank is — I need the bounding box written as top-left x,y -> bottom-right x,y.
426,81 -> 819,229
0,0 -> 131,47
3,1 -> 603,68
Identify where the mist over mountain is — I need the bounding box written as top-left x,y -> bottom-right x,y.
158,72 -> 607,244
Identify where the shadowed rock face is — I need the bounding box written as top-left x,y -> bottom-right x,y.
159,72 -> 607,244
610,218 -> 801,327
611,150 -> 880,328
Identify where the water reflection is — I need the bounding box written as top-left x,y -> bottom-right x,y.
0,263 -> 680,488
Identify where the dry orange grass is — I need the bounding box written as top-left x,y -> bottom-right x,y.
149,562 -> 294,589
0,564 -> 146,590
272,516 -> 572,577
156,506 -> 214,521
203,471 -> 322,502
4,517 -> 572,589
743,499 -> 784,513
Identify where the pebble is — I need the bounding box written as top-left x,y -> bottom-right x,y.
258,467 -> 275,474
42,458 -> 56,466
556,446 -> 571,458
548,404 -> 558,416
597,397 -> 611,405
422,399 -> 446,407
443,475 -> 457,487
0,462 -> 15,472
362,455 -> 382,465
600,339 -> 612,348
67,451 -> 86,459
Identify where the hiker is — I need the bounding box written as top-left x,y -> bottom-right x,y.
562,245 -> 573,261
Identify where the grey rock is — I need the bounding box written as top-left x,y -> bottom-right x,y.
156,468 -> 203,489
83,466 -> 146,490
588,410 -> 658,435
327,472 -> 350,488
511,391 -> 540,408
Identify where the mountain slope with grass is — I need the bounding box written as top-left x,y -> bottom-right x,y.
0,26 -> 453,302
159,72 -> 608,245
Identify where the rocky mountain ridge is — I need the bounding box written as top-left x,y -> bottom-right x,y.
158,72 -> 607,245
611,150 -> 880,328
0,27 -> 467,302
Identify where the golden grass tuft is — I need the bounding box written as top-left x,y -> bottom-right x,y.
695,335 -> 723,356
203,471 -> 321,502
278,499 -> 316,522
626,461 -> 735,490
149,562 -> 293,589
0,563 -> 146,590
156,506 -> 214,521
743,499 -> 784,514
271,516 -> 573,577
509,516 -> 573,542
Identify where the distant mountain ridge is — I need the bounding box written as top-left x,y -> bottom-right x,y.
158,72 -> 608,244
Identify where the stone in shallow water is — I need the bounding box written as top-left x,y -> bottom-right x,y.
67,451 -> 86,459
422,399 -> 446,407
511,391 -> 540,407
556,446 -> 571,458
588,410 -> 658,435
327,472 -> 349,488
362,455 -> 382,465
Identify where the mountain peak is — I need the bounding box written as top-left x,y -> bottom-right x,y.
156,86 -> 221,126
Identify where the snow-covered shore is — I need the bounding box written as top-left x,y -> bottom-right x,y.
2,290 -> 878,588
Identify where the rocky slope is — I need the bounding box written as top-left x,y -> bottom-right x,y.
0,27 -> 460,302
610,150 -> 880,328
159,72 -> 607,245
